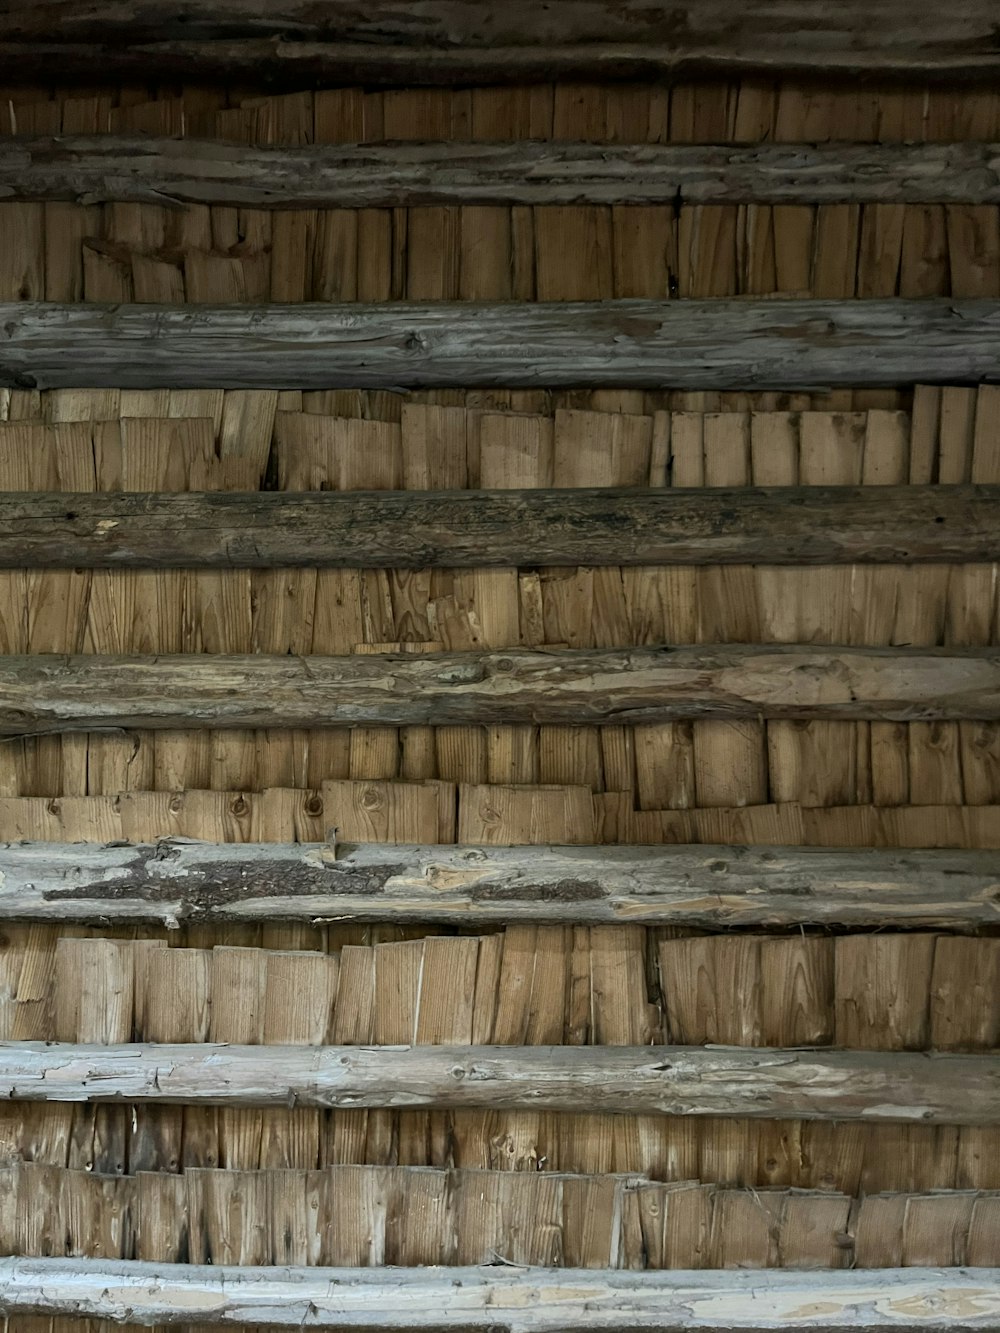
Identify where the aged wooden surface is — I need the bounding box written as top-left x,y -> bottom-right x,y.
3,300 -> 1000,390
2,1041 -> 998,1122
1,647 -> 1000,733
0,1259 -> 998,1328
4,840 -> 999,930
3,486 -> 997,569
0,2 -> 997,83
7,137 -> 1000,206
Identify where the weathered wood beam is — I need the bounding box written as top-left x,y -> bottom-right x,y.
0,1259 -> 996,1329
2,646 -> 999,734
3,300 -> 999,391
7,137 -> 1000,207
3,486 -> 997,570
2,1041 -> 997,1122
5,840 -> 998,930
0,3 -> 997,85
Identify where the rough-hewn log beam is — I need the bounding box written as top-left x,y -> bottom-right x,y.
2,486 -> 996,570
2,1041 -> 997,1123
0,1259 -> 996,1329
1,646 -> 999,734
4,840 -> 998,931
0,3 -> 997,85
2,300 -> 999,391
7,138 -> 1000,207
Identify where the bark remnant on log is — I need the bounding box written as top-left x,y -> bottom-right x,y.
0,1258 -> 996,1329
1,646 -> 999,733
1,1041 -> 997,1123
3,840 -> 998,931
5,138 -> 1000,206
2,300 -> 999,390
1,486 -> 996,569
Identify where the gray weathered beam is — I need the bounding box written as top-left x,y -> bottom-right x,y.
2,486 -> 997,570
5,840 -> 998,930
0,2 -> 997,84
2,300 -> 999,391
2,646 -> 999,734
6,137 -> 1000,207
2,1041 -> 998,1123
0,1259 -> 996,1329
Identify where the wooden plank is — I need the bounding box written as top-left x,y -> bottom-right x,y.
0,2 -> 997,83
2,840 -> 998,931
8,138 -> 1000,207
1,1041 -> 998,1123
1,485 -> 997,569
2,300 -> 999,391
1,646 -> 999,733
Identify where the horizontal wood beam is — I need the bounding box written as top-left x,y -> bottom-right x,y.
0,1259 -> 996,1329
3,486 -> 997,569
6,137 -> 1000,207
2,646 -> 999,733
3,300 -> 999,391
0,3 -> 997,84
4,840 -> 998,931
3,1041 -> 997,1122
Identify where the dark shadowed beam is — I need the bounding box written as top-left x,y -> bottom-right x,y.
3,1040 -> 1000,1122
2,300 -> 1000,390
0,1 -> 998,84
1,1259 -> 997,1329
1,646 -> 999,734
4,840 -> 998,930
5,138 -> 1000,207
1,486 -> 997,569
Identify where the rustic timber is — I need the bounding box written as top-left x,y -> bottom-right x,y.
0,2 -> 997,84
2,1041 -> 998,1123
7,137 -> 1000,207
4,840 -> 999,931
0,1260 -> 997,1330
3,300 -> 1000,391
1,647 -> 1000,733
3,486 -> 997,570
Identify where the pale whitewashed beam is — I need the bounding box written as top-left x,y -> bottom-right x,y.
2,300 -> 999,390
0,2 -> 997,83
6,138 -> 1000,206
2,1041 -> 998,1123
3,486 -> 998,569
1,646 -> 998,734
3,841 -> 998,931
0,1259 -> 997,1329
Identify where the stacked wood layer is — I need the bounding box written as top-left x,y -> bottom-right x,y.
0,74 -> 1000,1332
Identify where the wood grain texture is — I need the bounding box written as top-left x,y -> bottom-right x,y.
2,646 -> 1000,733
0,1259 -> 997,1328
2,486 -> 997,569
2,1040 -> 998,1122
2,301 -> 1000,391
6,138 -> 1000,206
0,2 -> 997,83
3,840 -> 998,931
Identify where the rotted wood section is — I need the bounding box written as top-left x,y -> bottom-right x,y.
3,299 -> 1000,390
0,1259 -> 996,1329
3,840 -> 998,930
2,1041 -> 998,1123
5,137 -> 1000,206
1,646 -> 998,734
1,485 -> 996,569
